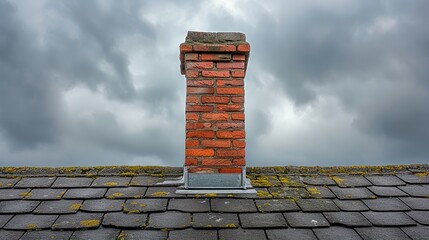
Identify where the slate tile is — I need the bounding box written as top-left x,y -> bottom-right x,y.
91,177 -> 131,187
0,178 -> 20,188
323,212 -> 372,227
33,200 -> 83,214
355,227 -> 411,240
266,228 -> 317,240
362,211 -> 417,227
14,177 -> 56,188
0,200 -> 40,213
362,198 -> 410,211
102,212 -> 147,228
63,188 -> 107,199
211,199 -> 257,213
81,199 -> 124,212
169,229 -> 217,240
302,176 -> 336,186
168,198 -> 210,212
367,186 -> 408,197
332,199 -> 369,211
0,230 -> 25,240
398,185 -> 429,197
331,175 -> 372,187
306,186 -> 336,198
147,211 -> 191,229
296,199 -> 340,212
254,188 -> 273,198
219,228 -> 267,240
406,211 -> 429,225
145,187 -> 182,198
70,228 -> 120,240
3,214 -> 58,230
51,177 -> 93,188
105,187 -> 147,199
255,199 -> 300,212
124,199 -> 168,213
25,188 -> 66,200
400,197 -> 429,210
129,176 -> 163,186
118,230 -> 167,240
365,175 -> 406,186
269,187 -> 310,199
240,213 -> 287,228
0,188 -> 31,200
0,215 -> 13,228
283,212 -> 329,228
20,230 -> 73,240
278,176 -> 306,187
401,226 -> 429,240
329,186 -> 376,199
313,226 -> 362,240
52,212 -> 103,230
397,173 -> 429,184
192,213 -> 239,229
250,175 -> 282,187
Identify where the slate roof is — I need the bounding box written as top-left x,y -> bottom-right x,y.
0,165 -> 428,240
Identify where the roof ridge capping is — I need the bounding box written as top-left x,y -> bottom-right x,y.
185,31 -> 246,44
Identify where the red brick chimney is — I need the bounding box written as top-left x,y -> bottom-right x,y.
180,31 -> 250,189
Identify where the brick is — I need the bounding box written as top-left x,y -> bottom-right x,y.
201,53 -> 231,61
233,140 -> 246,148
217,88 -> 244,95
193,44 -> 236,52
186,130 -> 215,138
186,105 -> 214,112
186,70 -> 199,78
202,159 -> 232,166
202,70 -> 230,78
186,113 -> 199,121
231,70 -> 245,77
186,122 -> 212,130
219,168 -> 242,173
216,104 -> 243,112
237,43 -> 250,52
231,96 -> 244,103
186,149 -> 215,157
186,96 -> 199,104
185,53 -> 198,61
233,158 -> 245,165
185,158 -> 198,165
217,79 -> 244,86
216,130 -> 245,139
180,43 -> 193,52
186,62 -> 214,69
233,54 -> 246,60
187,80 -> 215,87
187,87 -> 214,94
217,62 -> 245,69
186,140 -> 199,147
232,113 -> 245,120
201,113 -> 229,121
217,149 -> 245,157
201,96 -> 229,103
216,122 -> 244,129
201,140 -> 231,148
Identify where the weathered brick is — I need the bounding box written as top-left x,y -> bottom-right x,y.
217,88 -> 244,95
231,70 -> 245,77
231,113 -> 245,120
233,140 -> 246,148
201,96 -> 230,104
231,97 -> 244,103
216,122 -> 244,129
193,44 -> 236,52
202,159 -> 233,166
186,113 -> 199,121
201,113 -> 229,121
186,149 -> 215,157
187,87 -> 214,94
185,158 -> 198,166
180,43 -> 193,52
186,96 -> 199,104
237,43 -> 250,52
219,168 -> 242,173
186,130 -> 215,138
187,80 -> 215,87
185,53 -> 199,61
216,104 -> 244,112
233,54 -> 246,61
202,70 -> 230,78
186,62 -> 214,69
201,140 -> 231,148
216,130 -> 245,139
186,105 -> 214,112
186,70 -> 199,78
186,140 -> 199,147
201,53 -> 231,61
186,122 -> 212,130
216,149 -> 245,157
218,79 -> 244,86
233,158 -> 245,166
217,62 -> 245,69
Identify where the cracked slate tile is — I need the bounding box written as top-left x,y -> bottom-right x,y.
283,212 -> 329,228
323,212 -> 372,227
219,228 -> 267,240
51,177 -> 94,188
400,197 -> 429,210
211,199 -> 257,213
118,230 -> 167,240
362,198 -> 410,211
362,211 -> 417,227
0,200 -> 40,214
332,199 -> 369,211
81,199 -> 124,212
296,199 -> 340,212
105,187 -> 147,199
266,228 -> 317,240
240,213 -> 287,228
192,213 -> 239,229
306,186 -> 336,199
365,175 -> 406,186
329,186 -> 376,200
0,215 -> 13,228
398,185 -> 429,197
0,188 -> 31,200
70,228 -> 120,240
313,226 -> 362,240
145,187 -> 183,198
255,199 -> 299,212
0,178 -> 20,188
63,188 -> 107,199
147,211 -> 191,229
367,186 -> 408,197
269,187 -> 310,199
20,230 -> 73,240
33,200 -> 83,214
397,173 -> 429,184
168,198 -> 210,212
401,226 -> 429,240
91,177 -> 131,187
129,176 -> 163,186
0,230 -> 25,240
102,212 -> 147,228
302,176 -> 336,186
14,177 -> 56,188
405,211 -> 429,225
355,227 -> 411,240
124,199 -> 168,213
3,214 -> 58,230
169,229 -> 217,240
52,212 -> 103,230
331,175 -> 372,187
25,188 -> 66,200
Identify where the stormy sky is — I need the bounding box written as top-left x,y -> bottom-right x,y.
1,0 -> 428,167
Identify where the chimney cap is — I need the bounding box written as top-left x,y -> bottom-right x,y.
186,31 -> 246,44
